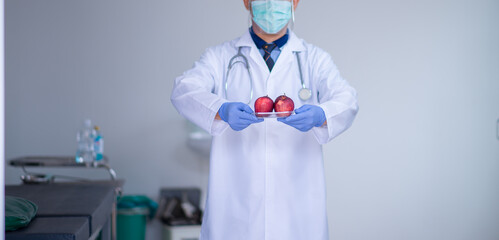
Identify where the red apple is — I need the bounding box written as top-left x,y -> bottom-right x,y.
254,96 -> 274,117
274,94 -> 294,117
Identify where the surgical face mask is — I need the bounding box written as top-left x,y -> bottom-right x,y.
251,0 -> 292,34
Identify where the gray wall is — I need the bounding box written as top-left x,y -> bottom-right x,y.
5,0 -> 499,240
1,0 -> 5,236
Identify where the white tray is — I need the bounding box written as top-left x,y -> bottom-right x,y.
254,111 -> 293,118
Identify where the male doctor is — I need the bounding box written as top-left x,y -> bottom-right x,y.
171,0 -> 358,239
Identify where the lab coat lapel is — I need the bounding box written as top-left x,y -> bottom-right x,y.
235,30 -> 271,76
269,30 -> 306,77
234,29 -> 308,80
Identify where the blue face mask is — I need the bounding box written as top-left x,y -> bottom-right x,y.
251,1 -> 292,34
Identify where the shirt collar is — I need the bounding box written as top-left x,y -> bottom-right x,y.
249,27 -> 289,49
235,28 -> 306,52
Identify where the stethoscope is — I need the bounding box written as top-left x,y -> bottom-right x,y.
225,47 -> 312,104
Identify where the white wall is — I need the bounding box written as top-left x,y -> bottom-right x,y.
5,0 -> 499,240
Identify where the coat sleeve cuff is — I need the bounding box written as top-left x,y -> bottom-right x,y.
209,99 -> 229,136
312,102 -> 358,144
312,105 -> 330,144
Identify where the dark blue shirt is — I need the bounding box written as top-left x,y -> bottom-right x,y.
249,27 -> 289,64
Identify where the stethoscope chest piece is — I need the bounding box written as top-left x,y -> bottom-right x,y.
294,51 -> 311,101
299,88 -> 312,101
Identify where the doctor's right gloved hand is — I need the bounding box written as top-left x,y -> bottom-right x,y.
218,102 -> 263,131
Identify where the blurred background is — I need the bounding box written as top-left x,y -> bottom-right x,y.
4,0 -> 499,239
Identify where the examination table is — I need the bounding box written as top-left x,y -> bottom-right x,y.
5,182 -> 121,240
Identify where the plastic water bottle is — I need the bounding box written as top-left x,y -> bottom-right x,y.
94,125 -> 104,161
76,119 -> 96,163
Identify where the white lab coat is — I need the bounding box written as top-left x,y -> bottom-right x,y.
171,29 -> 358,240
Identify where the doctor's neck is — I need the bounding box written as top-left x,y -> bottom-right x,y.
251,25 -> 288,43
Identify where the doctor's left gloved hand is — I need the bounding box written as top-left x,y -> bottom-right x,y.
277,105 -> 326,132
218,102 -> 263,131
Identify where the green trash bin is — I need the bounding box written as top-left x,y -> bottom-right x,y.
117,195 -> 158,240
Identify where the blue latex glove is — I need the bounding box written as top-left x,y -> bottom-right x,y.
219,102 -> 263,131
277,104 -> 326,132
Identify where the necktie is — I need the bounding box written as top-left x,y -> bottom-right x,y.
262,43 -> 277,71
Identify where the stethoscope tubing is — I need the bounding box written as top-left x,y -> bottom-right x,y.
225,47 -> 311,103
226,47 -> 254,104
294,51 -> 305,90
